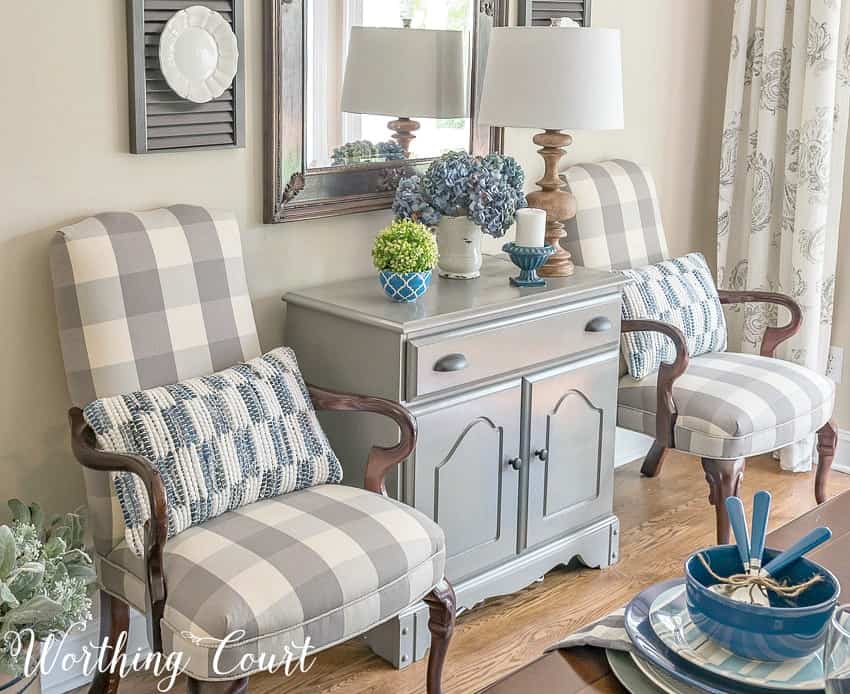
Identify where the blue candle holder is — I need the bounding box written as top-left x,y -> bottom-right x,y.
502,243 -> 557,287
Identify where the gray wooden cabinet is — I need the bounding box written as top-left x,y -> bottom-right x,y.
284,256 -> 624,668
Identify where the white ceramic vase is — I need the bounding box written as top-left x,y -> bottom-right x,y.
436,215 -> 482,279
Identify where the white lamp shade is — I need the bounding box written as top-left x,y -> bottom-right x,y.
341,27 -> 468,119
477,27 -> 624,131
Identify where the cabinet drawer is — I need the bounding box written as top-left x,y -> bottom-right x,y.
406,294 -> 620,399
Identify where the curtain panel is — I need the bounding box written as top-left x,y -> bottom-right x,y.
718,0 -> 850,470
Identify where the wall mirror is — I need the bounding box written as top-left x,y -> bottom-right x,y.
264,0 -> 508,223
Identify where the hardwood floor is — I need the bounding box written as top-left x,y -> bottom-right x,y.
99,453 -> 850,694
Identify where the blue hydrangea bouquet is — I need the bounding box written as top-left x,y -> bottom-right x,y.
392,151 -> 527,238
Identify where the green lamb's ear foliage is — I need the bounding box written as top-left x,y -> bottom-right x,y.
7,499 -> 30,526
28,503 -> 44,540
8,562 -> 44,599
1,595 -> 64,636
48,523 -> 72,548
42,536 -> 66,560
0,581 -> 18,609
65,561 -> 97,584
0,527 -> 15,580
0,501 -> 94,677
69,514 -> 84,550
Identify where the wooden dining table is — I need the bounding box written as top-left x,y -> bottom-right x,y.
481,490 -> 850,693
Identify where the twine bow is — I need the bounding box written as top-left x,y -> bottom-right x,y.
697,552 -> 823,601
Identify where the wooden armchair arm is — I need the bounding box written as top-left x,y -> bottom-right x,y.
717,289 -> 802,357
621,319 -> 690,446
68,407 -> 168,652
308,385 -> 417,495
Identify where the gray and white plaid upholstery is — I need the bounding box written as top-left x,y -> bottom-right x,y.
97,484 -> 446,680
563,159 -> 669,272
51,206 -> 448,679
618,352 -> 835,459
83,347 -> 342,556
50,205 -> 261,556
621,253 -> 727,379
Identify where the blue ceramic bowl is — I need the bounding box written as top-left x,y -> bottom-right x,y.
684,546 -> 839,660
378,270 -> 432,303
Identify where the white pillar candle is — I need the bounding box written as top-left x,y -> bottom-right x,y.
514,207 -> 547,247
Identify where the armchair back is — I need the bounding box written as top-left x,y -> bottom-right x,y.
563,159 -> 670,271
49,205 -> 260,555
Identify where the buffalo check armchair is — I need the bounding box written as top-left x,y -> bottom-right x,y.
561,160 -> 837,543
50,206 -> 455,693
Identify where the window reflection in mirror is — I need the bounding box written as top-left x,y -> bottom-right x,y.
305,0 -> 473,170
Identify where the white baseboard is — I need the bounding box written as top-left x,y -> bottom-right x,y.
831,428 -> 850,475
615,426 -> 653,468
42,601 -> 150,694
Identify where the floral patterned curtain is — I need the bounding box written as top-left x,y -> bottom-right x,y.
717,0 -> 850,471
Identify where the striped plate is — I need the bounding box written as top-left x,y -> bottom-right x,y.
649,584 -> 824,691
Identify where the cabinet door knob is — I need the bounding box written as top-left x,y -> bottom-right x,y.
534,449 -> 549,461
585,316 -> 613,333
433,353 -> 468,372
508,457 -> 523,471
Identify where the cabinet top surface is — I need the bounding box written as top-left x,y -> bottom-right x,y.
285,255 -> 624,333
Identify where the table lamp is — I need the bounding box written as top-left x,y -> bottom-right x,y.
341,27 -> 468,157
478,27 -> 624,276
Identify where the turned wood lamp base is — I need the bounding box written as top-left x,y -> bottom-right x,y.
388,117 -> 420,157
526,129 -> 577,277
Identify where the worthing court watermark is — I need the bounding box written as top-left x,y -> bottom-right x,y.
5,623 -> 316,691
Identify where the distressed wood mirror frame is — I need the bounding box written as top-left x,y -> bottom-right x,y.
263,0 -> 509,224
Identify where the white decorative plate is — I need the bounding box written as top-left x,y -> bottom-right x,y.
158,5 -> 239,104
649,584 -> 825,691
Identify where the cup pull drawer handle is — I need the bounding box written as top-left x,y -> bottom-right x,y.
585,316 -> 613,333
433,353 -> 468,372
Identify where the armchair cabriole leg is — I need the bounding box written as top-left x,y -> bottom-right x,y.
816,420 -> 838,504
187,677 -> 249,693
89,592 -> 129,694
424,580 -> 457,694
640,442 -> 670,478
701,458 -> 745,545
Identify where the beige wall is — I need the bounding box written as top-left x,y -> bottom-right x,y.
0,0 -> 733,515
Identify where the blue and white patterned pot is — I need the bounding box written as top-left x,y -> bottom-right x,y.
378,270 -> 433,303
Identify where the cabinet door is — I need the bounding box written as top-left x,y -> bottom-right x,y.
410,382 -> 521,583
523,350 -> 618,550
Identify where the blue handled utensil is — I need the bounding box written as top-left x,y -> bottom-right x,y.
725,496 -> 751,573
713,496 -> 772,604
750,490 -> 771,574
761,526 -> 833,578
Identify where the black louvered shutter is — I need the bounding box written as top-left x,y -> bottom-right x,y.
128,0 -> 245,153
519,0 -> 592,27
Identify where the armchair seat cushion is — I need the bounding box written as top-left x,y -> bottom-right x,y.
97,484 -> 445,680
617,351 -> 835,459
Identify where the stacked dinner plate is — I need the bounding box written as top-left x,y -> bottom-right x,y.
608,577 -> 831,694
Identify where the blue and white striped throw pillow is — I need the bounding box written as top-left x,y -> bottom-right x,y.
620,253 -> 726,379
83,347 -> 342,556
